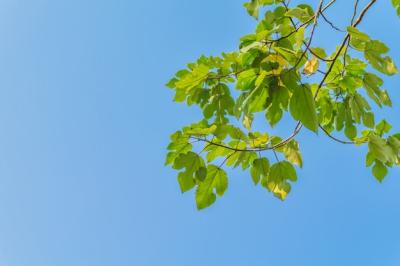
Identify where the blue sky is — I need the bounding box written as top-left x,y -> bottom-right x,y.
0,0 -> 399,265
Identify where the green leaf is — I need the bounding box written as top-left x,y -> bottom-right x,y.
185,124 -> 217,136
364,41 -> 398,75
243,72 -> 269,113
318,96 -> 334,126
344,122 -> 357,140
393,0 -> 400,16
366,152 -> 375,167
309,47 -> 327,59
243,0 -> 275,19
266,103 -> 283,127
372,160 -> 388,182
347,27 -> 398,75
244,0 -> 275,19
196,165 -> 228,210
213,125 -> 246,141
269,161 -> 298,182
250,158 -> 270,185
289,84 -> 318,132
236,69 -> 258,90
362,112 -> 375,128
294,27 -> 305,50
388,135 -> 400,152
347,26 -> 370,42
165,131 -> 192,166
375,120 -> 392,136
248,133 -> 269,149
265,84 -> 289,127
206,144 -> 231,162
173,152 -> 205,193
244,0 -> 260,19
175,64 -> 209,93
212,168 -> 228,196
262,161 -> 297,200
195,167 -> 207,181
281,140 -> 303,167
363,73 -> 392,107
203,84 -> 235,123
368,135 -> 397,164
346,58 -> 367,75
335,103 -> 346,131
166,77 -> 178,89
178,172 -> 196,192
285,6 -> 313,23
240,34 -> 257,50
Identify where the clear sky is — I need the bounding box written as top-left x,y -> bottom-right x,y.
0,0 -> 399,265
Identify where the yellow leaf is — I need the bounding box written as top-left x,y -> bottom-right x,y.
386,59 -> 398,75
266,181 -> 291,200
243,115 -> 253,130
303,57 -> 319,75
249,133 -> 269,147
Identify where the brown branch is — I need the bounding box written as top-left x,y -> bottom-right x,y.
206,70 -> 245,81
263,22 -> 310,45
314,35 -> 350,99
188,0 -> 326,154
272,0 -> 377,149
314,0 -> 378,145
351,0 -> 360,25
344,0 -> 360,69
319,125 -> 356,144
189,128 -> 301,152
282,0 -> 336,63
187,0 -> 377,155
319,11 -> 345,32
353,0 -> 376,27
315,0 -> 377,98
201,1 -> 344,83
264,0 -> 337,46
292,0 -> 325,69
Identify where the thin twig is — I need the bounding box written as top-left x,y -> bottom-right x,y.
292,0 -> 325,69
351,0 -> 361,25
319,125 -> 356,144
187,0 -> 377,154
320,11 -> 345,32
283,0 -> 336,63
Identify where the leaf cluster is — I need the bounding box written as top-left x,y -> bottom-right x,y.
166,0 -> 400,209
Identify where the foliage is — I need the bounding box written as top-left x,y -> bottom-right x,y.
166,0 -> 400,209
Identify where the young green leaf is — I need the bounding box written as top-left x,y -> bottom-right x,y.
262,161 -> 297,200
250,158 -> 270,185
372,160 -> 388,182
196,165 -> 228,210
393,0 -> 400,16
290,85 -> 318,132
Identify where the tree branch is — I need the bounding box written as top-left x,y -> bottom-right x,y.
185,0 -> 378,155
319,11 -> 345,32
319,125 -> 357,144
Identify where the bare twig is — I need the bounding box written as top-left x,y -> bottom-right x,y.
320,11 -> 345,32
351,0 -> 360,25
319,125 -> 356,144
